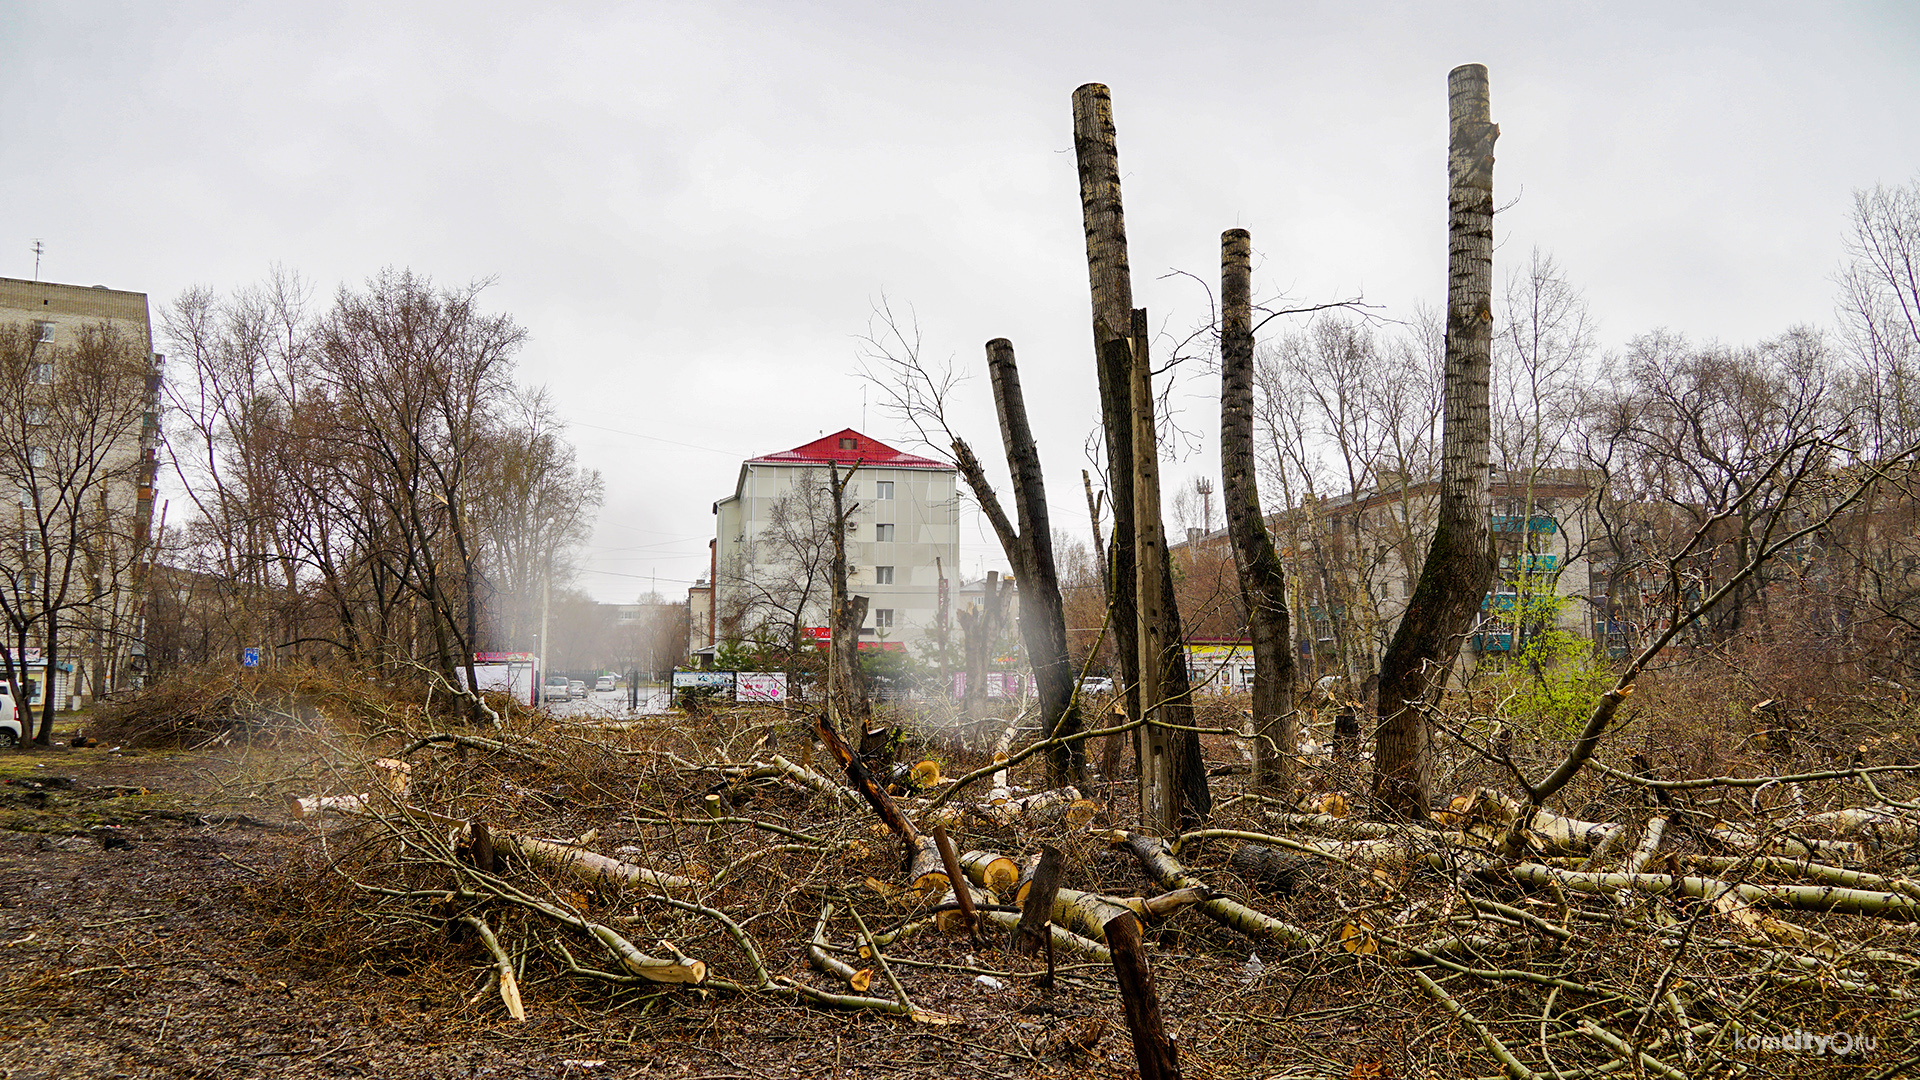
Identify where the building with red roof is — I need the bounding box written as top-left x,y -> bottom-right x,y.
704,429 -> 958,657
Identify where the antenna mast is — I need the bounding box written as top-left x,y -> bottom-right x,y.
31,240 -> 43,281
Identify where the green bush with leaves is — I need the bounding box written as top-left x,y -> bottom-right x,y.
1500,626 -> 1613,740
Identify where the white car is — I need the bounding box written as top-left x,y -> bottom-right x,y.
543,678 -> 571,703
0,688 -> 20,747
595,675 -> 616,692
1078,676 -> 1115,696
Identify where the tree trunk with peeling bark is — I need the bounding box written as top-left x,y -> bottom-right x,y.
1373,63 -> 1498,820
1073,82 -> 1210,831
1219,228 -> 1296,794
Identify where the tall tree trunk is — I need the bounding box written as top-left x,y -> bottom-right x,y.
33,619 -> 57,745
827,463 -> 870,732
1372,64 -> 1499,819
1073,83 -> 1143,747
1219,229 -> 1297,794
957,572 -> 1002,724
1073,83 -> 1209,831
979,339 -> 1083,786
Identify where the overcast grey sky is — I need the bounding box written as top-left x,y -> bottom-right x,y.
5,2 -> 1917,602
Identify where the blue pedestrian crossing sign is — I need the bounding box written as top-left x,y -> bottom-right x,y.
242,647 -> 262,668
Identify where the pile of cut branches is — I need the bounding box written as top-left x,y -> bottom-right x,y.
268,696 -> 1920,1079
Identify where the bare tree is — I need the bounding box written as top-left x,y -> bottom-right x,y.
0,322 -> 154,742
315,270 -> 526,725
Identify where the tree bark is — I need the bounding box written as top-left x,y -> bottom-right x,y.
827,462 -> 871,731
1372,63 -> 1498,819
1219,228 -> 1296,794
1073,83 -> 1144,779
1073,85 -> 1208,830
1009,844 -> 1066,958
982,338 -> 1083,786
1104,911 -> 1181,1080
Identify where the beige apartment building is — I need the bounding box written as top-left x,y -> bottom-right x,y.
710,429 -> 958,655
0,276 -> 162,707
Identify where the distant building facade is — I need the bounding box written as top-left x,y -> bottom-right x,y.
711,429 -> 958,655
0,277 -> 161,707
1169,468 -> 1603,685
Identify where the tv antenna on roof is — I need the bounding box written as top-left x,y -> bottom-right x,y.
31,240 -> 43,281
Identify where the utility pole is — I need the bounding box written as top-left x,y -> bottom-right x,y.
537,517 -> 554,707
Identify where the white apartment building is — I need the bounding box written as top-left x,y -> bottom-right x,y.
712,429 -> 958,653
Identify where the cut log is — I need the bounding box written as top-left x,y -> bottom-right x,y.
980,908 -> 1109,962
1506,861 -> 1920,921
960,850 -> 1019,894
1802,806 -> 1920,844
1125,834 -> 1321,949
931,823 -> 978,938
933,882 -> 998,935
290,793 -> 370,818
764,755 -> 852,805
1707,824 -> 1864,863
583,924 -> 708,983
907,836 -> 949,895
1138,886 -> 1213,920
808,903 -> 874,993
1013,850 -> 1046,905
496,833 -> 700,892
1104,911 -> 1180,1080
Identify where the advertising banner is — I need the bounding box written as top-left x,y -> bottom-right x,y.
736,672 -> 788,702
672,670 -> 736,692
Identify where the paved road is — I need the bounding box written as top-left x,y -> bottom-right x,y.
544,686 -> 670,717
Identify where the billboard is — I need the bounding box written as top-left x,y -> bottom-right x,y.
736,672 -> 788,702
672,670 -> 736,692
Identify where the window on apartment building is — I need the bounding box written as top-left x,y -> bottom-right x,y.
875,523 -> 895,542
873,608 -> 894,629
32,321 -> 53,343
29,363 -> 51,385
875,481 -> 894,499
24,406 -> 45,427
874,566 -> 894,584
27,447 -> 47,468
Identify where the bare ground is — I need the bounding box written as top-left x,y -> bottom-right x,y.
0,734 -> 1333,1080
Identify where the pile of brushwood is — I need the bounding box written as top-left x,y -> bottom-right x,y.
267,689 -> 1920,1079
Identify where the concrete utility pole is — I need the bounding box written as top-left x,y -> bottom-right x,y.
537,517 -> 554,706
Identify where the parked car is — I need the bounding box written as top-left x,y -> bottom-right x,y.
0,688 -> 20,747
569,680 -> 588,699
543,677 -> 571,703
595,675 -> 616,692
1077,676 -> 1115,696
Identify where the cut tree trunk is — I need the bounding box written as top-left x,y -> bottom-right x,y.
1219,227 -> 1296,795
1372,63 -> 1498,820
1104,911 -> 1181,1080
1009,844 -> 1065,957
1073,85 -> 1208,829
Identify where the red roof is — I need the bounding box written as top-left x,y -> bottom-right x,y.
750,429 -> 949,471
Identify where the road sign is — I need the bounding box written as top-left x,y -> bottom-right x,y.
242,647 -> 262,668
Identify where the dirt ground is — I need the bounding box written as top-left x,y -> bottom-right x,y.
0,728 -> 1347,1080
